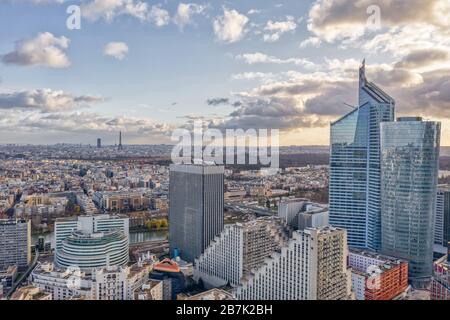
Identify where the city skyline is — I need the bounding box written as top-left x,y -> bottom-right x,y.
0,1 -> 450,146
0,0 -> 450,304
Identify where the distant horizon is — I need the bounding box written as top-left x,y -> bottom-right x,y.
1,143 -> 450,148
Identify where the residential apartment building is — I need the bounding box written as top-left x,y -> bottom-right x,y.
234,227 -> 352,300
31,253 -> 157,300
0,219 -> 31,271
10,285 -> 52,300
92,190 -> 149,212
194,218 -> 290,288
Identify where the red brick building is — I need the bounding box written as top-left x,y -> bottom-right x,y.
349,249 -> 409,300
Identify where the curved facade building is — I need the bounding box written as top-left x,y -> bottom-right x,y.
380,117 -> 441,287
56,230 -> 129,271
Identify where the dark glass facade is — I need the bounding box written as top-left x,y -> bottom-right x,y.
380,119 -> 441,286
169,164 -> 224,262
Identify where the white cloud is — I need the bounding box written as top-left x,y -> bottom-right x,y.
232,72 -> 274,81
247,9 -> 261,15
0,88 -> 103,112
1,32 -> 70,68
81,0 -> 149,22
235,52 -> 316,69
299,36 -> 321,48
213,7 -> 249,43
148,5 -> 170,27
104,42 -> 129,60
173,3 -> 206,30
4,0 -> 65,4
307,0 -> 450,44
0,110 -> 171,138
263,16 -> 297,42
223,52 -> 450,132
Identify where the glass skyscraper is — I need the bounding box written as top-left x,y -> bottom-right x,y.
380,118 -> 441,286
329,61 -> 395,249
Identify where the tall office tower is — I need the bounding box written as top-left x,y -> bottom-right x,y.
54,214 -> 129,255
0,219 -> 31,272
234,227 -> 352,300
329,61 -> 395,250
169,164 -> 224,262
97,138 -> 102,149
118,131 -> 123,151
435,186 -> 450,249
194,218 -> 290,288
380,117 -> 441,287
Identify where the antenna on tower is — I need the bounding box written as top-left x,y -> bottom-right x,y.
343,102 -> 357,110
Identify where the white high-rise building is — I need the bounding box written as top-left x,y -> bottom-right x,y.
194,218 -> 290,288
234,226 -> 352,300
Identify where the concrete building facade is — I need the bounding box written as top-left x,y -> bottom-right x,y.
169,164 -> 224,262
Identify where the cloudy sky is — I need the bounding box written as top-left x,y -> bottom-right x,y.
0,0 -> 449,145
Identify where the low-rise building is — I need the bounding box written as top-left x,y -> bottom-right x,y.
178,288 -> 235,300
0,265 -> 18,293
76,194 -> 98,215
10,285 -> 52,300
134,280 -> 163,300
30,253 -> 157,300
93,190 -> 149,212
431,253 -> 450,300
348,249 -> 409,300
